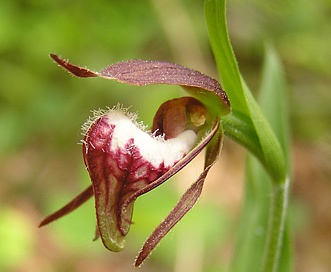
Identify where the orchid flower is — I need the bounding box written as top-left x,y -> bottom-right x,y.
39,54 -> 231,266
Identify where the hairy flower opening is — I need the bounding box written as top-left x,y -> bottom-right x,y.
40,54 -> 230,266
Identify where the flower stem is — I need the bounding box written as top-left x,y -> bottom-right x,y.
262,177 -> 290,272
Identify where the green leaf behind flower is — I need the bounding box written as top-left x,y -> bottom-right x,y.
205,1 -> 291,271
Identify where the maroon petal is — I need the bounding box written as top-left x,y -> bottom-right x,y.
135,123 -> 224,266
50,54 -> 230,116
122,118 -> 220,208
39,186 -> 93,227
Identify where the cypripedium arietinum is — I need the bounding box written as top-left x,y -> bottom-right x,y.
40,54 -> 230,266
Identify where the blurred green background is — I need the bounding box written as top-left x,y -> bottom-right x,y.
0,0 -> 330,271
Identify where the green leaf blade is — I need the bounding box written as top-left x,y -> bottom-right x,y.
205,1 -> 291,271
205,0 -> 248,114
258,46 -> 292,272
205,0 -> 286,182
230,155 -> 271,272
258,45 -> 291,170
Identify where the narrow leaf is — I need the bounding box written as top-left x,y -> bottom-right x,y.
230,155 -> 271,272
205,0 -> 286,182
205,0 -> 247,113
258,46 -> 291,169
205,1 -> 290,271
230,48 -> 291,272
258,47 -> 292,272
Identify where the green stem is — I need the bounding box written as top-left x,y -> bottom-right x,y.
262,177 -> 290,272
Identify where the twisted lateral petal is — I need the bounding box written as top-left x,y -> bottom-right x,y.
135,121 -> 223,266
39,186 -> 93,227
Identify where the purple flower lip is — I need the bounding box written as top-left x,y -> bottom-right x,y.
82,107 -> 198,243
